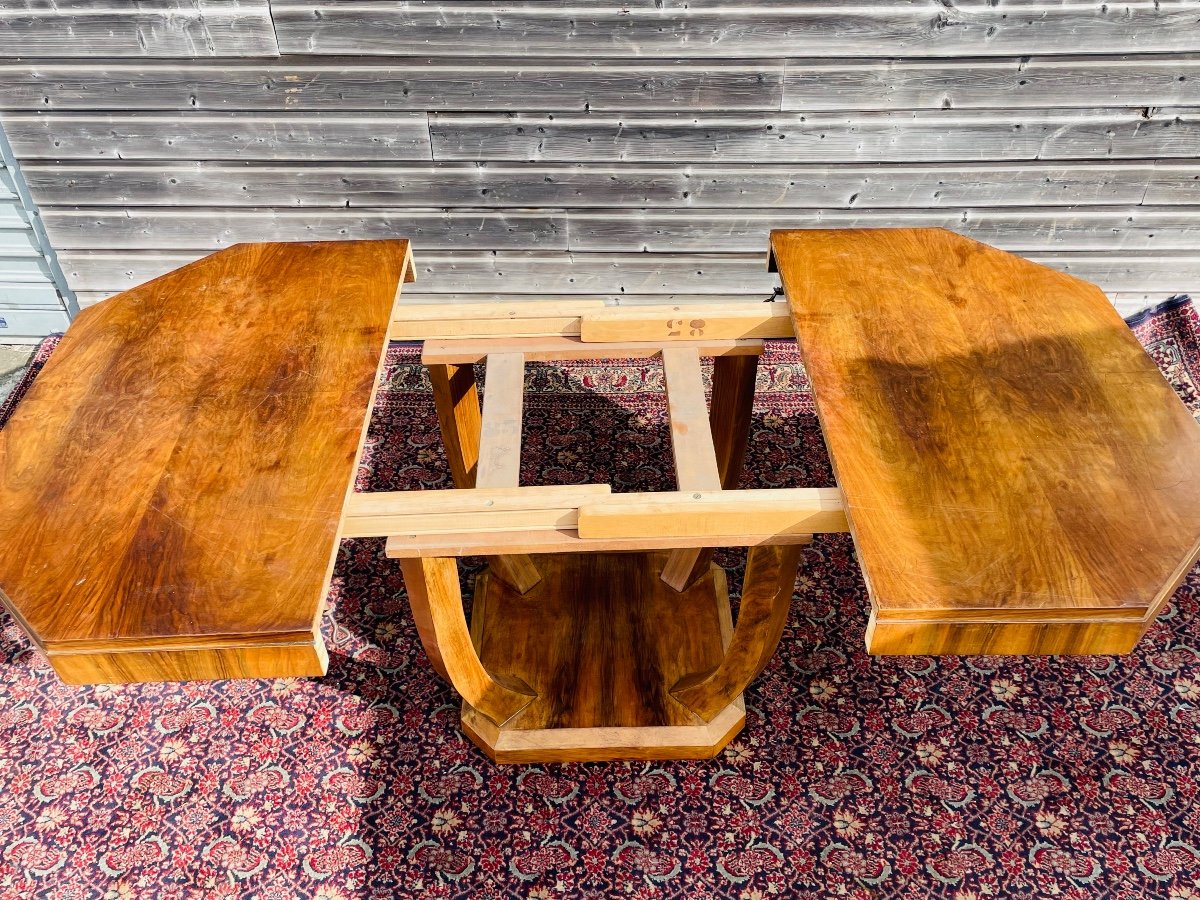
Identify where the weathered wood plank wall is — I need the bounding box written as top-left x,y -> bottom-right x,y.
1,1 -> 1197,314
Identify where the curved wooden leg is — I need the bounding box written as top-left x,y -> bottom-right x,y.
671,543 -> 804,721
398,556 -> 535,726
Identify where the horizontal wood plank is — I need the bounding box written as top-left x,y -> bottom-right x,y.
6,56 -> 1198,112
0,59 -> 784,111
11,107 -> 1197,165
395,299 -> 606,320
577,488 -> 849,539
0,1 -> 280,58
1,113 -> 432,161
565,208 -> 1200,253
391,300 -> 606,340
582,303 -> 793,342
782,56 -> 1200,111
348,482 -> 838,546
21,161 -> 1199,210
37,207 -> 1200,253
346,484 -> 610,517
429,108 -> 1200,163
421,335 -> 765,365
1039,253 -> 1200,292
56,249 -> 1200,296
271,2 -> 1200,59
350,507 -> 580,538
350,484 -> 839,539
41,209 -> 566,252
385,528 -> 813,558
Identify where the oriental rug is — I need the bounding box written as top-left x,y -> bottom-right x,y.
0,297 -> 1198,899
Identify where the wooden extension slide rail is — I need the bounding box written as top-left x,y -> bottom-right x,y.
342,486 -> 848,545
391,299 -> 796,344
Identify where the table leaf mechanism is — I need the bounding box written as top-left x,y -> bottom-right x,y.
1,229 -> 1197,763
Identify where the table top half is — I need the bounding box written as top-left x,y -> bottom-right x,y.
0,240 -> 413,651
771,227 -> 1200,621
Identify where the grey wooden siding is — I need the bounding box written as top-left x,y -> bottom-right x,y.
1,2 -> 1198,316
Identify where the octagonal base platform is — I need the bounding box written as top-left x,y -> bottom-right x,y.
462,551 -> 745,764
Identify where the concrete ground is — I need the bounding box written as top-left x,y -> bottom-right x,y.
0,344 -> 36,408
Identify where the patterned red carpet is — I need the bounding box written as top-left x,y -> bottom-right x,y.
1,298 -> 1199,899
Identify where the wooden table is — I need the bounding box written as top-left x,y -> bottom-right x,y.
0,240 -> 414,682
2,229 -> 1197,765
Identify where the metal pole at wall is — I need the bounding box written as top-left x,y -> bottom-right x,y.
0,119 -> 77,320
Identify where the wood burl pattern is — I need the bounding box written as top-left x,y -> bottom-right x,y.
771,227 -> 1200,655
0,240 -> 414,682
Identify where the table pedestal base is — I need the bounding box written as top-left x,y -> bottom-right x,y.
462,551 -> 745,763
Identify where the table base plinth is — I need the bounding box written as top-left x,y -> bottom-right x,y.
462,551 -> 745,763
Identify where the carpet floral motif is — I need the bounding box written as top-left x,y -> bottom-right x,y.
0,298 -> 1198,899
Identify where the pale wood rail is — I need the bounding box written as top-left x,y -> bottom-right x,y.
423,335 -> 765,365
426,353 -> 541,594
393,301 -> 794,344
661,353 -> 760,591
659,346 -> 723,591
477,352 -> 527,489
344,486 -> 847,544
475,351 -> 541,593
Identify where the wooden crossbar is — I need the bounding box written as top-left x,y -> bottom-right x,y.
422,335 -> 765,365
386,529 -> 814,558
348,486 -> 847,541
470,351 -> 544,592
348,485 -> 610,516
342,485 -> 611,538
662,347 -> 722,492
390,301 -> 606,340
393,300 -> 794,343
660,346 -> 723,590
582,304 -> 793,343
577,489 -> 849,539
477,352 -> 526,489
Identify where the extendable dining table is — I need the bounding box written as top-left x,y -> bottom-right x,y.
1,229 -> 1197,763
